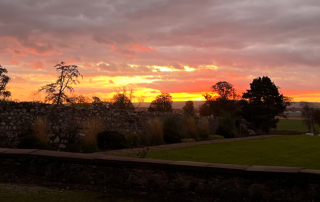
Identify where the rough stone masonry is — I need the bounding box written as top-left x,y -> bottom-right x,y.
0,101 -> 218,147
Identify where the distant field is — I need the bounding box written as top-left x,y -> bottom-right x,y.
130,136 -> 320,170
276,119 -> 320,132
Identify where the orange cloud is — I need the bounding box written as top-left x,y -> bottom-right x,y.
14,49 -> 25,56
11,76 -> 28,83
28,61 -> 45,69
6,48 -> 25,57
10,59 -> 20,65
225,71 -> 247,79
27,47 -> 56,56
130,43 -> 153,52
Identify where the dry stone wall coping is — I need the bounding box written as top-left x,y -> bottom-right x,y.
1,148 -> 319,178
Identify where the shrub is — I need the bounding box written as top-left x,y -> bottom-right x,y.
198,117 -> 210,134
163,115 -> 181,132
216,125 -> 236,138
163,129 -> 181,144
80,117 -> 103,153
137,147 -> 149,158
97,130 -> 128,150
239,126 -> 249,137
181,138 -> 196,143
198,117 -> 211,140
216,114 -> 238,138
255,129 -> 266,136
127,133 -> 141,146
198,131 -> 210,140
185,117 -> 200,141
31,117 -> 50,143
17,135 -> 48,149
149,119 -> 164,145
208,135 -> 225,140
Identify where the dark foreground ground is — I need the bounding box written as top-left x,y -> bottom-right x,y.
0,180 -> 218,202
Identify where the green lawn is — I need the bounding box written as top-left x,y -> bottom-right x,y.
276,119 -> 320,132
0,184 -> 143,202
136,136 -> 320,170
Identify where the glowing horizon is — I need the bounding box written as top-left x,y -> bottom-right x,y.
1,1 -> 320,103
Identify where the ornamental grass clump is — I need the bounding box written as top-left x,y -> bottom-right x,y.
216,113 -> 238,138
80,117 -> 104,153
149,118 -> 164,145
31,117 -> 50,144
185,117 -> 200,141
198,117 -> 210,140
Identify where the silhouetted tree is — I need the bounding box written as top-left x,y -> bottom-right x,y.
39,61 -> 82,105
241,76 -> 287,134
29,91 -> 43,103
111,93 -> 134,110
183,100 -> 195,116
212,81 -> 240,101
110,87 -> 144,110
67,94 -> 92,108
92,96 -> 105,109
199,102 -> 212,116
148,93 -> 173,112
313,109 -> 320,128
203,81 -> 240,116
0,65 -> 11,100
300,102 -> 318,132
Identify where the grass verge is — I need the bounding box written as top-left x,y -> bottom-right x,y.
276,119 -> 320,132
130,135 -> 320,170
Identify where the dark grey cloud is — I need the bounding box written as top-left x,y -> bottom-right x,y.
1,0 -> 320,99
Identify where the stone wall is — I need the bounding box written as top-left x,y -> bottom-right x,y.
1,148 -> 320,202
0,101 -> 219,147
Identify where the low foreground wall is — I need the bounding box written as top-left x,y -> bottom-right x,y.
1,148 -> 320,201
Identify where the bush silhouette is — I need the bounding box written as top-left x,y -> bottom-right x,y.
97,130 -> 128,150
163,129 -> 181,144
18,135 -> 48,149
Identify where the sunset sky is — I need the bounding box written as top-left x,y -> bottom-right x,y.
1,0 -> 320,102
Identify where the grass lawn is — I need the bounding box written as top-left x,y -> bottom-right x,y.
135,136 -> 320,170
276,119 -> 320,132
0,184 -> 143,202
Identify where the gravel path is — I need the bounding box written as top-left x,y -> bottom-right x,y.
98,135 -> 281,156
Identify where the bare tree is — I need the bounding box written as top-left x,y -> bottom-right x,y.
300,101 -> 318,132
29,90 -> 43,103
39,61 -> 82,105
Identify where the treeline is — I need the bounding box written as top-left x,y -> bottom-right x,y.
2,61 -> 319,135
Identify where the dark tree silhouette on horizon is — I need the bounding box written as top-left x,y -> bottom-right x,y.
39,61 -> 82,105
241,76 -> 288,134
0,65 -> 11,100
148,93 -> 173,112
300,101 -> 318,132
110,87 -> 144,110
202,81 -> 240,117
183,100 -> 195,116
